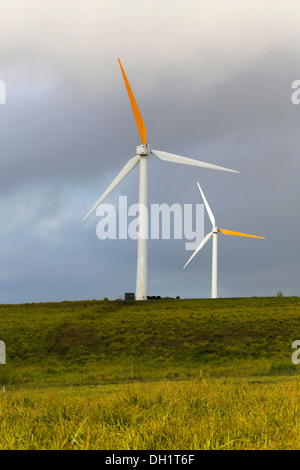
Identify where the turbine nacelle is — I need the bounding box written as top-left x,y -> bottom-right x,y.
137,144 -> 150,156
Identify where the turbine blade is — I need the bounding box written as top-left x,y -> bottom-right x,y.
197,182 -> 215,228
151,149 -> 239,173
83,155 -> 140,221
183,231 -> 213,269
118,58 -> 147,145
218,228 -> 265,239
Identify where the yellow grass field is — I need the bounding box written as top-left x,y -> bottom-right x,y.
0,297 -> 300,449
1,377 -> 300,450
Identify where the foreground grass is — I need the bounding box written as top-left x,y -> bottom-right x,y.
1,377 -> 300,450
0,297 -> 300,449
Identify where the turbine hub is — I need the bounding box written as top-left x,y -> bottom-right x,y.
213,227 -> 218,233
136,144 -> 150,156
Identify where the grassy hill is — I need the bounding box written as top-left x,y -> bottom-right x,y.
1,296 -> 300,450
0,296 -> 300,385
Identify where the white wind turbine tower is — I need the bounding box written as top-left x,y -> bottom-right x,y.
184,182 -> 265,298
83,59 -> 239,300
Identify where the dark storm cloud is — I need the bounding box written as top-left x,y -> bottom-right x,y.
0,0 -> 299,302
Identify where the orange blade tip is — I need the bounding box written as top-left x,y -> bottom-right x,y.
117,58 -> 147,146
218,228 -> 265,239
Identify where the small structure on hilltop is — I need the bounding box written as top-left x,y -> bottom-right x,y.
125,293 -> 135,301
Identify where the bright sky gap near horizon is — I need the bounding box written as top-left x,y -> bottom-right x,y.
0,0 -> 299,303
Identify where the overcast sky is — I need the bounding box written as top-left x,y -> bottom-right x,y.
0,0 -> 299,303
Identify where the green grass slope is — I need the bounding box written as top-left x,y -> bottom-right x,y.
0,296 -> 300,385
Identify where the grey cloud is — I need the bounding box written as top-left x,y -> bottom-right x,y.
0,1 -> 299,302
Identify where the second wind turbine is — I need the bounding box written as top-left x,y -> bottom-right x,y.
183,183 -> 265,298
84,59 -> 239,300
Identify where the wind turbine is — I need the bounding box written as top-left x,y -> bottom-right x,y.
183,182 -> 265,298
83,59 -> 239,300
